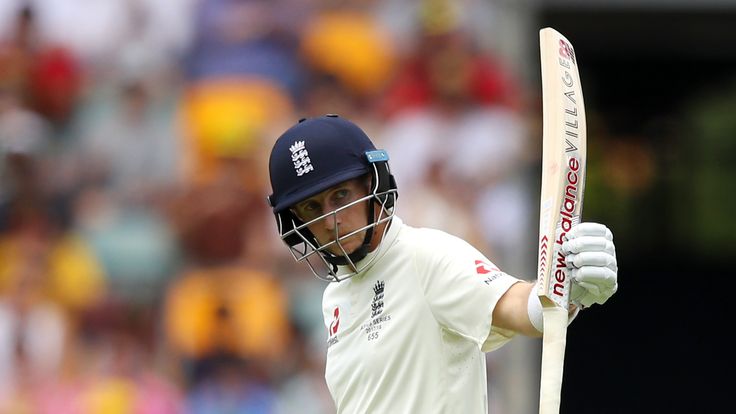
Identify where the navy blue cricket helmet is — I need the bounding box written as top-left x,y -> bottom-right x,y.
267,114 -> 397,281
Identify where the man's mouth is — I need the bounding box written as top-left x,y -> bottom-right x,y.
326,234 -> 362,253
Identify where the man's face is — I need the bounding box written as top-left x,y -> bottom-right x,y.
291,177 -> 371,256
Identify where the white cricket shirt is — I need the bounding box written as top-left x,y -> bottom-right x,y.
322,217 -> 521,414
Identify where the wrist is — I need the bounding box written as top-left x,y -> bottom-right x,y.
527,282 -> 581,333
527,284 -> 544,333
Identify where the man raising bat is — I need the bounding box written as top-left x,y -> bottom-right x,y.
266,112 -> 617,413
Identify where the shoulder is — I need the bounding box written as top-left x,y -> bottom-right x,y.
399,223 -> 482,259
395,223 -> 496,285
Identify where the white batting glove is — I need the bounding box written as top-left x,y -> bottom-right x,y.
562,223 -> 618,308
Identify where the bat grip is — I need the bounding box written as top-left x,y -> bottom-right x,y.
539,305 -> 569,414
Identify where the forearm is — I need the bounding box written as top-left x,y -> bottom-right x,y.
493,281 -> 544,337
493,280 -> 580,338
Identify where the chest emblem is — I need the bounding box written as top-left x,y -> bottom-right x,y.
361,280 -> 391,341
371,281 -> 385,317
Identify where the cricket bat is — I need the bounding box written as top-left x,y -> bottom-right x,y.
536,27 -> 587,414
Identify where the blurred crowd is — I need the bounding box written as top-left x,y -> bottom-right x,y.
0,0 -> 538,412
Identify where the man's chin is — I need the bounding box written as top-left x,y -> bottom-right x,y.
327,238 -> 362,257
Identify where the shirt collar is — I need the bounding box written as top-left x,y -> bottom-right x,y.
336,216 -> 403,278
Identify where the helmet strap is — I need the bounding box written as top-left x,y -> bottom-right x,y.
323,190 -> 376,269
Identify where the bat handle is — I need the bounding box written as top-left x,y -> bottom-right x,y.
539,305 -> 569,414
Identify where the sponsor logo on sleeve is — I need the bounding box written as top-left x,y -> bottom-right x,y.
475,259 -> 504,285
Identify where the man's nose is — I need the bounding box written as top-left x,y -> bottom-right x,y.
324,212 -> 340,232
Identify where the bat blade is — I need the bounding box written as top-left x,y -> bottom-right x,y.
536,27 -> 587,414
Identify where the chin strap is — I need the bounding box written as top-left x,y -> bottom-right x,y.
322,198 -> 376,268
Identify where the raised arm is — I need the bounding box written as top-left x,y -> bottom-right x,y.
492,223 -> 618,337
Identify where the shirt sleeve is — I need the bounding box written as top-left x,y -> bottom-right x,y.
413,228 -> 521,351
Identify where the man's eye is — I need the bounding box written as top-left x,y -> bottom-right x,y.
303,202 -> 319,212
294,201 -> 320,221
332,189 -> 353,207
334,189 -> 350,199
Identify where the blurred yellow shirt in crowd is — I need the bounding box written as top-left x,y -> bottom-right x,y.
164,266 -> 291,360
0,233 -> 105,312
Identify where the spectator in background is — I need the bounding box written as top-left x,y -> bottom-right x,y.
178,78 -> 293,189
26,42 -> 81,130
74,76 -> 181,206
0,227 -> 68,408
377,5 -> 532,269
0,86 -> 49,202
185,355 -> 277,413
0,4 -> 82,131
86,304 -> 183,413
173,76 -> 294,270
0,4 -> 35,106
184,0 -> 305,101
0,179 -> 106,412
164,267 -> 291,365
297,0 -> 396,135
300,2 -> 395,101
163,265 -> 292,412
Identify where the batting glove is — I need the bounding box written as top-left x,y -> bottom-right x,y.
562,223 -> 618,308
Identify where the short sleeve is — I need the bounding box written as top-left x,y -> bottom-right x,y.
413,229 -> 520,350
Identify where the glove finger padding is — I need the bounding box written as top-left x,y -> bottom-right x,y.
564,222 -> 613,241
572,281 -> 618,307
571,266 -> 617,289
566,251 -> 617,272
570,281 -> 598,305
568,260 -> 618,307
562,237 -> 615,255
